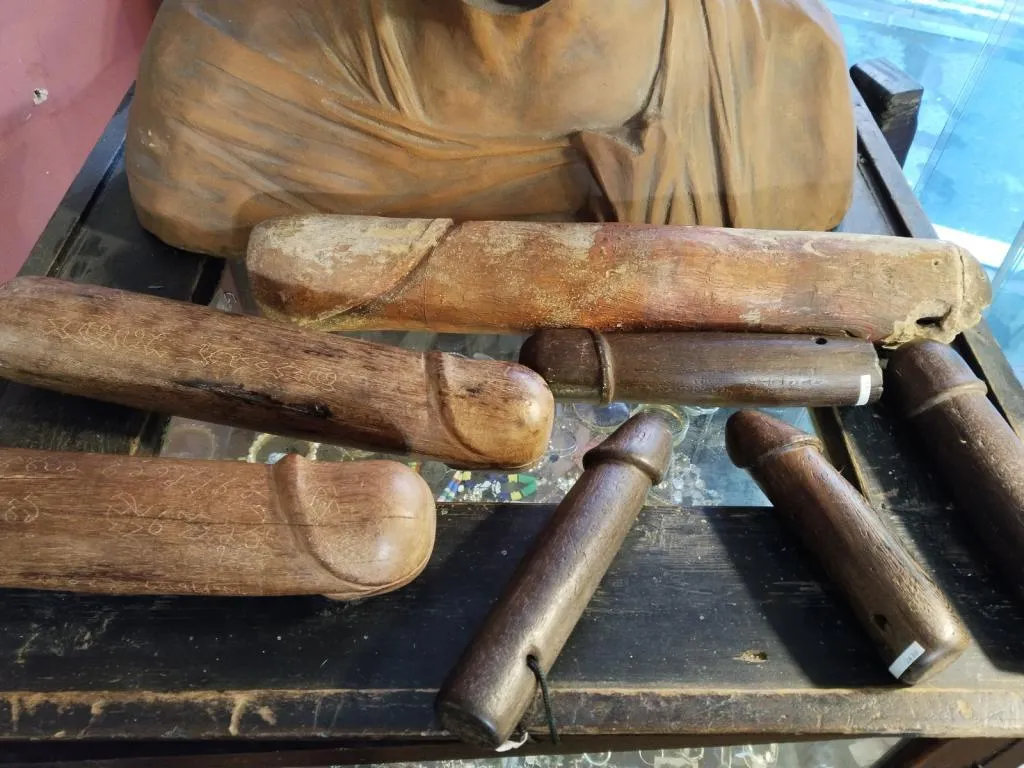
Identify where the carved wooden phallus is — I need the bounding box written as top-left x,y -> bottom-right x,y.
436,413 -> 673,747
726,411 -> 968,684
519,330 -> 883,406
0,277 -> 554,470
248,215 -> 989,345
126,0 -> 855,257
0,449 -> 435,598
888,340 -> 1024,602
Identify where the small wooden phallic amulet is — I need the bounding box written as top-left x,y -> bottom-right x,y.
726,411 -> 968,684
0,448 -> 435,599
0,277 -> 553,469
436,413 -> 673,747
519,329 -> 883,407
888,340 -> 1024,601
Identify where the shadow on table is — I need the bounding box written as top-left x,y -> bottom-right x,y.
848,396 -> 1024,677
703,506 -> 893,688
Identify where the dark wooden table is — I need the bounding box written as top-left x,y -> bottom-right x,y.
2,83 -> 1024,767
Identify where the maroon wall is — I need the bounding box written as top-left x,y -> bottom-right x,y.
0,0 -> 159,281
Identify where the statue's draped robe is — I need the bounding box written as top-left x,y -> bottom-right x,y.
127,0 -> 855,256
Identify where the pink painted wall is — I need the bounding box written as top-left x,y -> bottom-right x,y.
0,0 -> 159,281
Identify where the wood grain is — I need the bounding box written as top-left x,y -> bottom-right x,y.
3,502 -> 1023,743
519,330 -> 883,406
0,448 -> 434,599
727,410 -> 969,684
247,215 -> 989,345
126,0 -> 854,256
0,277 -> 554,469
437,413 -> 673,747
888,341 -> 1024,602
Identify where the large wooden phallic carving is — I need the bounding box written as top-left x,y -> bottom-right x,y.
0,449 -> 435,599
248,215 -> 989,345
126,0 -> 856,257
0,278 -> 554,470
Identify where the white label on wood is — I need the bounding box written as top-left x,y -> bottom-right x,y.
856,374 -> 872,406
888,641 -> 926,679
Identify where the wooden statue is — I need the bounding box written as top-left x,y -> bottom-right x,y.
437,413 -> 673,748
0,278 -> 554,470
247,215 -> 989,345
126,0 -> 855,257
520,330 -> 883,407
888,341 -> 1024,602
727,411 -> 969,684
0,448 -> 435,598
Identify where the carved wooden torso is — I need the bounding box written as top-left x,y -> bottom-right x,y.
127,0 -> 856,256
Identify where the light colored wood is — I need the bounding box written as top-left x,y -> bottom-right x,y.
0,277 -> 554,469
125,0 -> 855,256
248,215 -> 990,345
0,448 -> 435,598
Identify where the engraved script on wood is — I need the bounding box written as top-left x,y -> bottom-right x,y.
0,449 -> 436,599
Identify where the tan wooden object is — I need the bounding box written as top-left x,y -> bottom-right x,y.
0,277 -> 554,469
0,448 -> 435,598
248,215 -> 989,345
126,0 -> 855,257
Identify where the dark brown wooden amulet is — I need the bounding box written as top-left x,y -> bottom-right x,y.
519,329 -> 883,406
888,340 -> 1024,602
436,413 -> 673,747
727,410 -> 968,684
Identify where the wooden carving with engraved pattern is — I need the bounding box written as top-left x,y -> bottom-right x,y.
0,449 -> 435,598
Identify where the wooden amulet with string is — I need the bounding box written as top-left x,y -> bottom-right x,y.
435,413 -> 673,747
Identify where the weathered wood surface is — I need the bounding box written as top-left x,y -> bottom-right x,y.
438,415 -> 674,748
726,411 -> 968,685
519,330 -> 883,407
0,448 -> 434,599
850,59 -> 923,168
840,81 -> 1024,438
3,79 -> 1024,753
247,215 -> 989,345
0,278 -> 553,470
888,342 -> 1024,603
2,500 -> 1024,742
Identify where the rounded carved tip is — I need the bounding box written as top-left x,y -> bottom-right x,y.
274,456 -> 436,599
725,410 -> 821,469
436,697 -> 504,749
247,214 -> 452,325
433,354 -> 555,469
887,340 -> 986,418
584,412 -> 673,484
518,329 -> 601,401
957,246 -> 991,326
